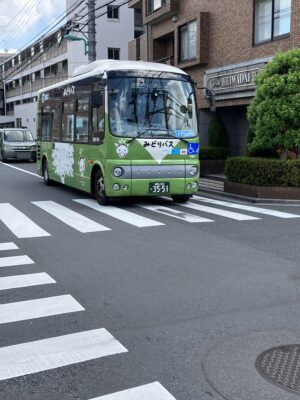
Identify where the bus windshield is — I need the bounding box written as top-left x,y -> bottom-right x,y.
4,130 -> 34,142
108,76 -> 198,139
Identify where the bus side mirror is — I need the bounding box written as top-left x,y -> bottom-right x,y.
187,98 -> 193,117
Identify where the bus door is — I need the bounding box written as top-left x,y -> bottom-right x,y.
75,90 -> 105,191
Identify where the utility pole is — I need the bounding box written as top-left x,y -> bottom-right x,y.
88,0 -> 96,62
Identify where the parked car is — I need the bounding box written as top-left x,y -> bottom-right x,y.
0,128 -> 36,162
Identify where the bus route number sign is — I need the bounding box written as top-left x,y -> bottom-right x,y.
149,182 -> 170,194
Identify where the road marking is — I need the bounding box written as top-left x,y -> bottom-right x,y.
0,328 -> 128,381
90,382 -> 176,399
0,203 -> 50,238
0,273 -> 56,291
0,294 -> 84,324
178,201 -> 260,221
0,255 -> 34,268
74,199 -> 164,227
137,203 -> 213,223
32,201 -> 110,232
0,242 -> 19,251
0,161 -> 42,178
194,196 -> 300,219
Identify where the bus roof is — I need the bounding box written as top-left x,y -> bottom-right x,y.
38,59 -> 188,95
72,59 -> 188,77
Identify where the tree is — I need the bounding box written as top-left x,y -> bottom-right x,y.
247,49 -> 300,159
207,116 -> 229,147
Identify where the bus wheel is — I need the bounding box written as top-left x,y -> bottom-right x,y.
43,160 -> 52,186
171,195 -> 192,203
94,170 -> 110,205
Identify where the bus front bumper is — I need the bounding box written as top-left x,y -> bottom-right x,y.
105,161 -> 199,197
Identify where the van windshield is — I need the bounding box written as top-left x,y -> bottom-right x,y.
4,130 -> 34,142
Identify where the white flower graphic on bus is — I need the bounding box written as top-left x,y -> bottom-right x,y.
52,143 -> 74,183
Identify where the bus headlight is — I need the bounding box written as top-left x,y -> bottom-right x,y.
190,166 -> 198,176
112,167 -> 124,177
113,183 -> 121,191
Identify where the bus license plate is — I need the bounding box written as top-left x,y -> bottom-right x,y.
149,182 -> 169,194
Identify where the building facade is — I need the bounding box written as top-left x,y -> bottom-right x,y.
0,0 -> 134,135
128,0 -> 299,155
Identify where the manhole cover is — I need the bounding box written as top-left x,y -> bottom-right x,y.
256,345 -> 300,395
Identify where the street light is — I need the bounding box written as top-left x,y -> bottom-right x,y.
63,34 -> 89,56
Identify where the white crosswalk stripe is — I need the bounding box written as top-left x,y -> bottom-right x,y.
0,328 -> 128,381
74,199 -> 164,227
32,200 -> 111,232
0,197 -> 296,241
136,203 -> 213,223
90,382 -> 176,399
0,242 -> 19,251
0,255 -> 34,268
0,294 -> 84,324
0,203 -> 50,238
0,272 -> 56,291
177,200 -> 260,221
194,195 -> 300,218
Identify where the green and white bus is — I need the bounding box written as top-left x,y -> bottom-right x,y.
36,60 -> 200,205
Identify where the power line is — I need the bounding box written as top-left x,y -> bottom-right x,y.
80,0 -> 132,29
5,0 -> 42,49
0,0 -> 37,47
6,0 -> 85,53
2,0 -> 132,88
75,0 -> 121,22
1,0 -> 86,83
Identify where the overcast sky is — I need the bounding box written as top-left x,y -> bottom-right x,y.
0,0 -> 66,53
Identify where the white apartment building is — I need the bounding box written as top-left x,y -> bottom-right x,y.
0,0 -> 134,135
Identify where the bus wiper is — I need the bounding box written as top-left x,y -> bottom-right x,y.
160,132 -> 190,144
128,128 -> 155,144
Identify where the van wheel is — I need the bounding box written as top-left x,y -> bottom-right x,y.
94,169 -> 110,205
171,195 -> 192,203
43,160 -> 52,186
1,151 -> 7,162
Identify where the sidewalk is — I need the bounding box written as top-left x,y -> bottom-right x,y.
198,174 -> 300,204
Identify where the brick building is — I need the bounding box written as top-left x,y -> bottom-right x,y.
128,0 -> 298,155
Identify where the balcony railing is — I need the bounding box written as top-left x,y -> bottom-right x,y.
154,56 -> 174,66
144,0 -> 179,25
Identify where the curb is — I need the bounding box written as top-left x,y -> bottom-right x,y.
197,187 -> 300,205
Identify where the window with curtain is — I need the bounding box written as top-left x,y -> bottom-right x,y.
254,0 -> 291,44
179,20 -> 197,63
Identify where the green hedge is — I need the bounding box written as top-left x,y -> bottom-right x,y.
200,146 -> 229,160
225,157 -> 300,186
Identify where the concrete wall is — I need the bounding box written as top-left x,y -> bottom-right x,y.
67,0 -> 134,63
14,103 -> 38,137
96,0 -> 134,60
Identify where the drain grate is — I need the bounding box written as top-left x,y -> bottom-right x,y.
256,345 -> 300,395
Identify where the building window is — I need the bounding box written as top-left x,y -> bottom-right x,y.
107,5 -> 119,20
179,20 -> 197,63
108,48 -> 120,60
147,0 -> 166,14
254,0 -> 291,44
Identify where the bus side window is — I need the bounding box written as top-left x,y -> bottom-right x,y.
91,91 -> 105,144
75,96 -> 89,143
62,101 -> 74,142
41,106 -> 52,141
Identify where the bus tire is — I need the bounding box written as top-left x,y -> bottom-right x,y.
94,169 -> 110,205
171,195 -> 192,203
43,160 -> 52,186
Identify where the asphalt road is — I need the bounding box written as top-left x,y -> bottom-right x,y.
0,160 -> 300,400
